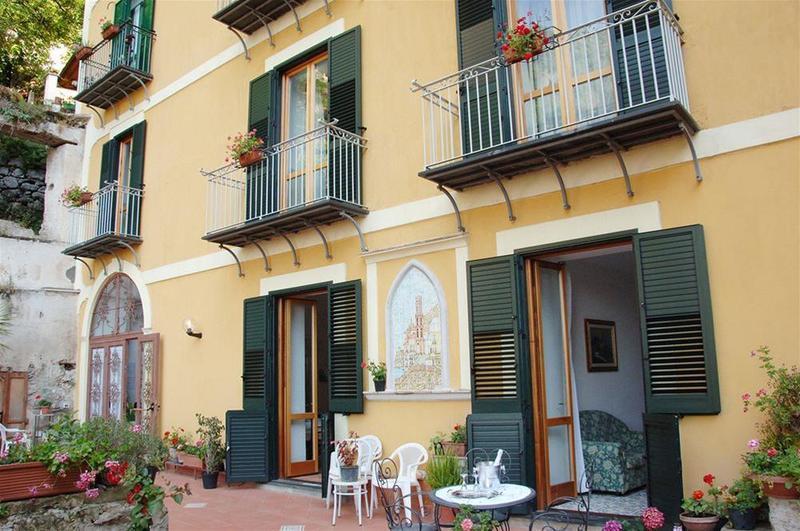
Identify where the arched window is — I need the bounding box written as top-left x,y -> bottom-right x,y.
387,261 -> 448,392
91,274 -> 144,337
87,274 -> 157,427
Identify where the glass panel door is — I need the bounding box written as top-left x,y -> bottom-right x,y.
283,299 -> 318,477
530,261 -> 576,505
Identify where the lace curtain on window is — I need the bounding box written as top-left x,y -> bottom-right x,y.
90,275 -> 144,337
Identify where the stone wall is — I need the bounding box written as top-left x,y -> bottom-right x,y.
0,158 -> 46,233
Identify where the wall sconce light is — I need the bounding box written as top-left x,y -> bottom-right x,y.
183,319 -> 203,339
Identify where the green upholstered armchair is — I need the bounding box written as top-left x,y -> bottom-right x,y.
579,410 -> 647,494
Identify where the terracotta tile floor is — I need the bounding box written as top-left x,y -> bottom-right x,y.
161,471 -> 582,531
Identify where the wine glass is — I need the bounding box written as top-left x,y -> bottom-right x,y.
459,458 -> 468,489
472,466 -> 479,490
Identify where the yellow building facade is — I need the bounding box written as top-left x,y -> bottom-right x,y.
66,0 -> 799,522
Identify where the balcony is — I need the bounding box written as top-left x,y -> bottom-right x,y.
75,22 -> 154,109
212,0 -> 310,35
202,123 -> 367,249
63,184 -> 143,259
412,0 -> 697,192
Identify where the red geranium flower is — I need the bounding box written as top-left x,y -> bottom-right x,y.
767,447 -> 778,458
703,473 -> 714,485
692,489 -> 704,500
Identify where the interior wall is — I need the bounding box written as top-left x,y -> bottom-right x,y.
567,252 -> 645,431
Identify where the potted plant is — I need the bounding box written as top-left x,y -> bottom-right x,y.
334,432 -> 360,482
742,346 -> 800,507
60,99 -> 76,113
679,474 -> 726,531
226,130 -> 264,167
362,360 -> 387,392
497,14 -> 550,64
195,414 -> 224,489
162,427 -> 188,464
60,184 -> 92,208
453,505 -> 497,531
725,477 -> 763,530
425,450 -> 462,524
602,506 -> 665,531
34,394 -> 53,414
73,43 -> 93,61
442,424 -> 467,457
100,17 -> 119,40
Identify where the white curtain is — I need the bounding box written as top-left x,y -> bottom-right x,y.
565,271 -> 588,492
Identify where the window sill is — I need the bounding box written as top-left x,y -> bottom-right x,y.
363,390 -> 470,402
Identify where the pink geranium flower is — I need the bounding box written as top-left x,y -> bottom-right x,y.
747,439 -> 760,449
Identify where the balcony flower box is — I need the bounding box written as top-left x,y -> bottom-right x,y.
74,46 -> 94,61
0,462 -> 81,502
238,149 -> 263,167
101,24 -> 120,40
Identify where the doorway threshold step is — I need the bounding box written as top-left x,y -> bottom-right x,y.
261,479 -> 321,497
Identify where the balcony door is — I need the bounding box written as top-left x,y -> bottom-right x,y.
281,55 -> 330,209
510,0 -> 615,137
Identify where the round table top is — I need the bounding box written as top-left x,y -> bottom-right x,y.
431,484 -> 535,510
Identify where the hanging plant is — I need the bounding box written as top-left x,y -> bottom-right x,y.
497,14 -> 550,64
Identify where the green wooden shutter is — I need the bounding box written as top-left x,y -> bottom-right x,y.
98,140 -> 119,236
607,0 -> 670,109
135,0 -> 155,73
139,0 -> 154,31
243,296 -> 274,412
246,71 -> 276,220
129,121 -> 146,190
644,413 -> 682,527
328,280 -> 363,413
113,0 -> 131,24
99,141 -> 118,187
226,410 -> 269,483
634,225 -> 720,414
467,413 -> 529,485
248,71 -> 276,145
467,256 -> 524,414
328,27 -> 361,204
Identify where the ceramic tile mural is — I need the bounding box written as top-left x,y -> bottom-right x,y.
389,265 -> 443,391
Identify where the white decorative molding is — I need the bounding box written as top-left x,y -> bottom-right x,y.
455,246 -> 471,390
495,202 -> 662,255
364,390 -> 470,402
259,263 -> 347,295
264,19 -> 345,71
385,260 -> 450,393
363,233 -> 469,264
366,261 -> 379,389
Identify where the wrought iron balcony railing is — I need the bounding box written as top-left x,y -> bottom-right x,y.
75,22 -> 155,109
412,0 -> 691,179
202,123 -> 367,246
63,183 -> 143,258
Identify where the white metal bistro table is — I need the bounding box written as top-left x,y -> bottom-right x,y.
430,484 -> 536,530
330,476 -> 370,526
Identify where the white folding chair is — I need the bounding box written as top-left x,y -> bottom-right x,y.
388,442 -> 429,517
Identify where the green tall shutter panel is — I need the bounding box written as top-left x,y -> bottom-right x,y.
135,0 -> 155,73
644,414 -> 682,526
129,121 -> 146,190
634,225 -> 720,414
226,410 -> 269,483
139,0 -> 155,31
467,255 -> 524,414
98,140 -> 119,236
113,0 -> 131,24
328,280 -> 363,413
248,71 -> 275,144
246,71 -> 276,220
99,141 -> 117,187
243,296 -> 274,412
467,413 -> 529,486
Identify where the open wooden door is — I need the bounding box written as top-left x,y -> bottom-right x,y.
527,260 -> 577,505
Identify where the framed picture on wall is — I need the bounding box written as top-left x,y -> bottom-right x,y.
585,319 -> 618,372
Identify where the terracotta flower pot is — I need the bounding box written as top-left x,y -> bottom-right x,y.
679,513 -> 720,531
238,150 -> 262,167
75,46 -> 93,61
0,462 -> 81,502
102,25 -> 120,40
79,192 -> 93,205
759,475 -> 800,499
441,441 -> 466,457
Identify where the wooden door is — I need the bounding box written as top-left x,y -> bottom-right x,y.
527,260 -> 577,505
280,298 -> 319,478
0,371 -> 28,428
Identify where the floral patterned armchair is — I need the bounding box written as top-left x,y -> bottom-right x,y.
579,410 -> 647,494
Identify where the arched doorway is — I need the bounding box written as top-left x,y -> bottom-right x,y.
87,274 -> 159,429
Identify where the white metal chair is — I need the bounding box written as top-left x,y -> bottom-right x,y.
358,434 -> 383,516
329,438 -> 373,525
388,442 -> 429,517
0,422 -> 29,456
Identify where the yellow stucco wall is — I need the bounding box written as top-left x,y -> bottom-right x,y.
74,0 -> 800,497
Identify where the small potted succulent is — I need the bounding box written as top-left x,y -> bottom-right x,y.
100,17 -> 120,40
60,184 -> 92,207
334,432 -> 360,482
725,476 -> 763,530
679,474 -> 726,531
226,130 -> 264,167
195,413 -> 225,489
497,13 -> 550,64
362,360 -> 387,392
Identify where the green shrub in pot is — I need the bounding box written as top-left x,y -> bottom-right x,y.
426,451 -> 462,489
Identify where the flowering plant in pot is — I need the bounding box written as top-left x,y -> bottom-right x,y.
497,14 -> 550,64
362,360 -> 387,392
34,394 -> 53,414
602,506 -> 665,531
334,431 -> 360,482
679,474 -> 727,531
226,130 -> 264,167
162,426 -> 188,463
453,505 -> 497,531
442,424 -> 467,457
195,413 -> 225,489
99,17 -> 119,40
60,184 -> 92,208
724,476 -> 763,530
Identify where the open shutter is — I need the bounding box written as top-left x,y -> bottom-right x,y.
113,0 -> 131,24
608,0 -> 670,110
456,0 -> 510,155
135,0 -> 155,72
125,121 -> 146,237
98,140 -> 119,236
634,225 -> 720,414
139,332 -> 159,433
242,296 -> 274,412
328,280 -> 363,413
226,410 -> 269,483
100,141 -> 119,187
467,256 -> 523,414
644,414 -> 682,527
467,413 -> 527,485
246,71 -> 276,220
248,71 -> 276,145
328,27 -> 361,204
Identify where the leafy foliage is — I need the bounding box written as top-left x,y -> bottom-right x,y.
0,135 -> 46,170
425,452 -> 461,489
0,0 -> 84,92
453,505 -> 497,531
725,477 -> 763,511
195,413 -> 225,472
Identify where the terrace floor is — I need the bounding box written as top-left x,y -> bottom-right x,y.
161,471 -> 598,530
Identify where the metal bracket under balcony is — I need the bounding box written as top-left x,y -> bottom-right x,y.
420,101 -> 698,192
212,0 -> 312,36
63,233 -> 142,260
75,67 -> 152,109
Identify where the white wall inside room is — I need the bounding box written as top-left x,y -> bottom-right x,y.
567,252 -> 645,431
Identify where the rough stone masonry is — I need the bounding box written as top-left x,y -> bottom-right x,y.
0,158 -> 47,217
